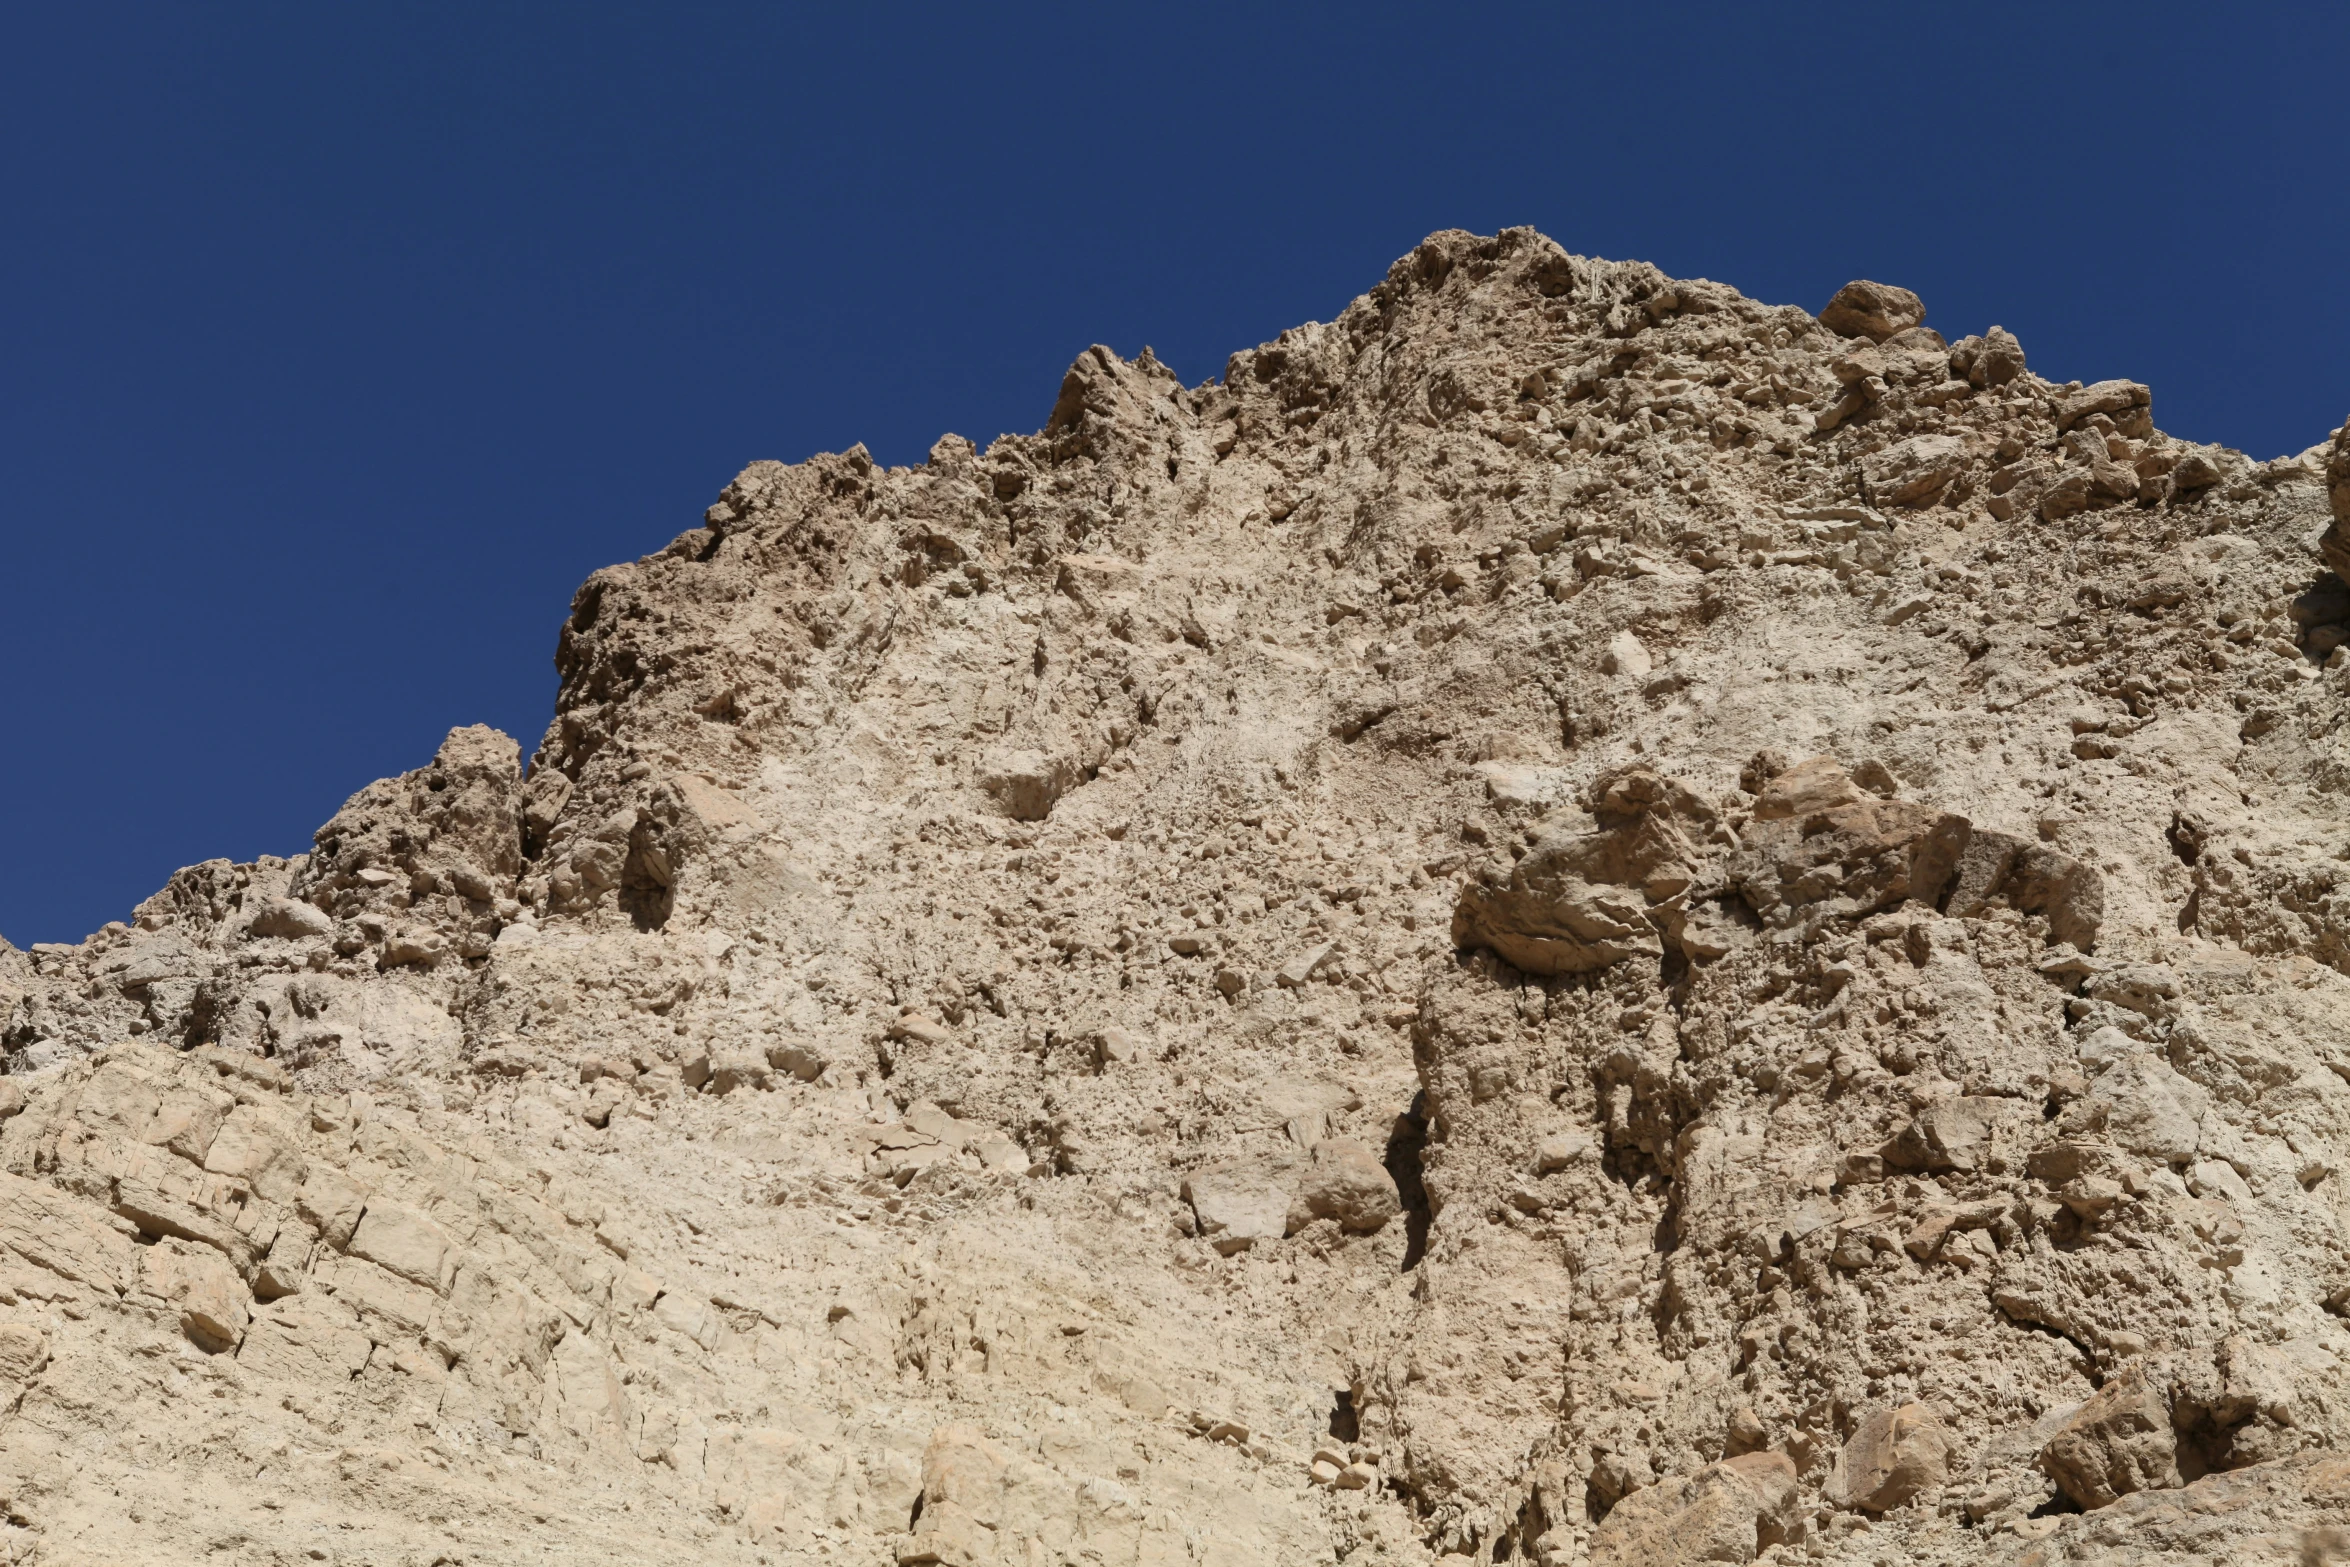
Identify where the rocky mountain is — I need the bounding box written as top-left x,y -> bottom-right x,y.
5,226 -> 2350,1566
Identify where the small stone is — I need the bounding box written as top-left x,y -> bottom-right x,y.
1602,630 -> 1652,678
889,1012 -> 951,1046
1275,943 -> 1333,988
763,1038 -> 827,1081
1535,1131 -> 1593,1173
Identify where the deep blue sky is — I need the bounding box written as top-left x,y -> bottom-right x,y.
4,4 -> 2345,946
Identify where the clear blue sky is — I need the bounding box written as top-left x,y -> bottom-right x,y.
4,3 -> 2345,946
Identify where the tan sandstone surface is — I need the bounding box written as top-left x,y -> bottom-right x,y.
6,227 -> 2350,1566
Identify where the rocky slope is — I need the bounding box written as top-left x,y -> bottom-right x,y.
6,227 -> 2350,1566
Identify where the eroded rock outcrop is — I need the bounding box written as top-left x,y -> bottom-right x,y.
6,229 -> 2350,1565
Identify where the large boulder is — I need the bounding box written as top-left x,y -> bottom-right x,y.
1591,1451 -> 1800,1565
1729,759 -> 1969,931
2041,1362 -> 2180,1509
1452,766 -> 1727,975
1819,280 -> 1926,342
1291,1139 -> 1401,1234
1941,826 -> 2104,950
1826,1403 -> 1952,1514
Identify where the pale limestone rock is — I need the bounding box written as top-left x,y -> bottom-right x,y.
5,226 -> 2350,1567
2041,1362 -> 2181,1509
245,896 -> 333,942
1862,433 -> 1965,508
1182,1165 -> 1291,1255
201,1100 -> 308,1201
1602,629 -> 1652,678
138,1235 -> 251,1351
0,1169 -> 135,1294
1819,279 -> 1926,342
2092,1052 -> 2211,1163
346,1199 -> 451,1289
1591,1451 -> 1799,1566
977,748 -> 1076,821
1293,1139 -> 1400,1234
0,1320 -> 50,1383
1826,1403 -> 1952,1514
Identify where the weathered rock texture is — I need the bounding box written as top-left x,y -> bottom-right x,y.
6,227 -> 2350,1565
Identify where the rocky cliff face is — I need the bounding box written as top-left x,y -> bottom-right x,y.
6,227 -> 2350,1566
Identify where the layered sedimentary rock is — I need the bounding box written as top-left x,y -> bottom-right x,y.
6,227 -> 2350,1565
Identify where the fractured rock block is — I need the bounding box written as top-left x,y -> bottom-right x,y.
296,1165 -> 367,1250
2056,379 -> 2152,432
0,1321 -> 50,1384
1884,1096 -> 2032,1174
1731,760 -> 1969,930
139,1234 -> 251,1351
1862,434 -> 1965,508
1819,280 -> 1926,342
141,1079 -> 234,1165
1827,1403 -> 1952,1513
0,1169 -> 135,1295
237,1293 -> 373,1385
2081,1054 -> 2209,1165
1453,870 -> 1659,975
2041,1361 -> 2180,1509
1291,1139 -> 1400,1234
245,897 -> 333,941
202,1101 -> 309,1203
1452,764 -> 1726,974
764,1038 -> 828,1082
1942,827 -> 2103,950
346,1200 -> 452,1290
708,1049 -> 774,1095
1181,1165 -> 1292,1255
1591,1450 -> 1799,1566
